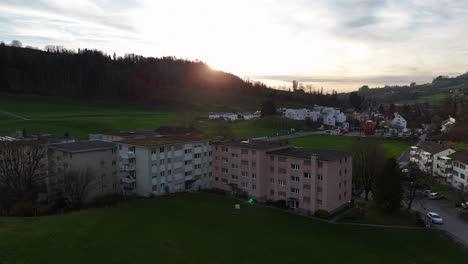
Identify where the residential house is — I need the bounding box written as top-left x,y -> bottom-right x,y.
410,142 -> 455,175
441,116 -> 456,134
447,151 -> 468,189
391,113 -> 407,129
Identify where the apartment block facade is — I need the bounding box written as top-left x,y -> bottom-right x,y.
213,140 -> 352,214
447,151 -> 468,189
410,142 -> 455,175
117,136 -> 214,197
47,141 -> 119,202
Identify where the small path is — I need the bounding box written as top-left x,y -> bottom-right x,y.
0,110 -> 31,120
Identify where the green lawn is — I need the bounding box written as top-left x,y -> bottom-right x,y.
0,95 -> 307,140
0,193 -> 466,263
339,198 -> 420,226
288,135 -> 415,158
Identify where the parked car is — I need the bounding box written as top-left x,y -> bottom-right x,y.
428,192 -> 444,200
422,190 -> 433,197
461,201 -> 468,209
426,212 -> 444,224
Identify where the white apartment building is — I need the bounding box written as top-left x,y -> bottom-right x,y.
117,135 -> 215,197
410,142 -> 455,175
447,151 -> 468,189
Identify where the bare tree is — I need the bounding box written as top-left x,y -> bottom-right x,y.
402,163 -> 431,210
352,140 -> 386,200
0,141 -> 47,215
61,168 -> 95,208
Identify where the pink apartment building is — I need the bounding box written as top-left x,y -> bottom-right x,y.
213,140 -> 352,214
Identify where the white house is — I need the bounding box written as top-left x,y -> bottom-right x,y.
322,114 -> 336,127
391,113 -> 407,129
208,112 -> 221,120
410,141 -> 455,175
447,151 -> 468,189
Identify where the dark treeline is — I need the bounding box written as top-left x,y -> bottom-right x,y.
0,44 -> 340,107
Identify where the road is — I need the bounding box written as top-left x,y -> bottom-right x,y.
413,198 -> 468,247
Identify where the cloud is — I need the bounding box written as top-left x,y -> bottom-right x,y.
1,0 -> 468,91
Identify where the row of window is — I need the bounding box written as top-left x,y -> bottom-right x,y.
270,174 -> 323,185
154,171 -> 213,178
217,146 -> 256,155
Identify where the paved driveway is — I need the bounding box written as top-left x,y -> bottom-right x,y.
413,198 -> 468,247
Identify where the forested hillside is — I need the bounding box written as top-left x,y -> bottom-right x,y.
0,44 -> 340,108
351,73 -> 468,104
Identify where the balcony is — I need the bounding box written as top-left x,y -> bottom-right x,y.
410,151 -> 416,156
440,163 -> 452,169
121,151 -> 135,159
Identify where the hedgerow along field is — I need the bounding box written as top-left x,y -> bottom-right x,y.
0,193 -> 466,264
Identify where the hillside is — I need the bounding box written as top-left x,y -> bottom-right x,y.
349,73 -> 468,104
0,44 -> 340,109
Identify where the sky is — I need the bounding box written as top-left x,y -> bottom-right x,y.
1,0 -> 468,92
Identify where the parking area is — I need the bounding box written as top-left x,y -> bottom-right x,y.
414,198 -> 468,247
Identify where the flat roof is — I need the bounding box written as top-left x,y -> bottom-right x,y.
120,135 -> 219,147
49,141 -> 115,153
213,140 -> 288,150
267,147 -> 351,161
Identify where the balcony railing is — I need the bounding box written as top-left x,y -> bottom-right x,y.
121,151 -> 135,159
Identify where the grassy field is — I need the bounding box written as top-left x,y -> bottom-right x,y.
0,193 -> 466,263
288,135 -> 415,158
0,95 -> 307,140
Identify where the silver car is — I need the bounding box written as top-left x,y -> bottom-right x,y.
427,212 -> 444,224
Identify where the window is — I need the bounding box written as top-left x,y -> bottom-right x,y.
252,173 -> 257,179
339,194 -> 342,200
252,184 -> 257,190
291,188 -> 299,194
151,150 -> 156,154
279,180 -> 287,186
232,164 -> 238,169
184,149 -> 192,154
241,182 -> 249,189
278,168 -> 287,174
317,175 -> 323,180
222,157 -> 228,163
241,149 -> 248,155
291,164 -> 300,170
168,170 -> 172,175
461,173 -> 466,179
291,176 -> 300,182
344,180 -> 347,186
317,161 -> 323,168
278,191 -> 286,198
194,153 -> 201,158
209,151 -> 212,156
339,170 -> 342,176
317,186 -> 322,192
317,199 -> 322,205
339,183 -> 342,189
340,159 -> 342,164
241,171 -> 249,178
252,161 -> 256,167
461,164 -> 466,170
345,168 -> 347,175
304,172 -> 311,179
270,190 -> 275,196
222,168 -> 228,173
344,191 -> 347,198
222,178 -> 228,184
345,157 -> 348,163
119,145 -> 122,150
185,171 -> 192,176
232,174 -> 238,180
184,160 -> 192,165
241,160 -> 248,166
223,147 -> 229,152
209,172 -> 212,176
160,159 -> 165,165
160,147 -> 165,152
232,153 -> 238,158
303,184 -> 311,191
160,171 -> 165,177
194,164 -> 201,169
270,178 -> 275,185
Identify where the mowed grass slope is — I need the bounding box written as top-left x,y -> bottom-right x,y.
289,135 -> 414,158
0,193 -> 466,264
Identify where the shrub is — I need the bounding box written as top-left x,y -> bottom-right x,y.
14,200 -> 35,216
273,200 -> 288,209
236,191 -> 249,199
314,209 -> 331,220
